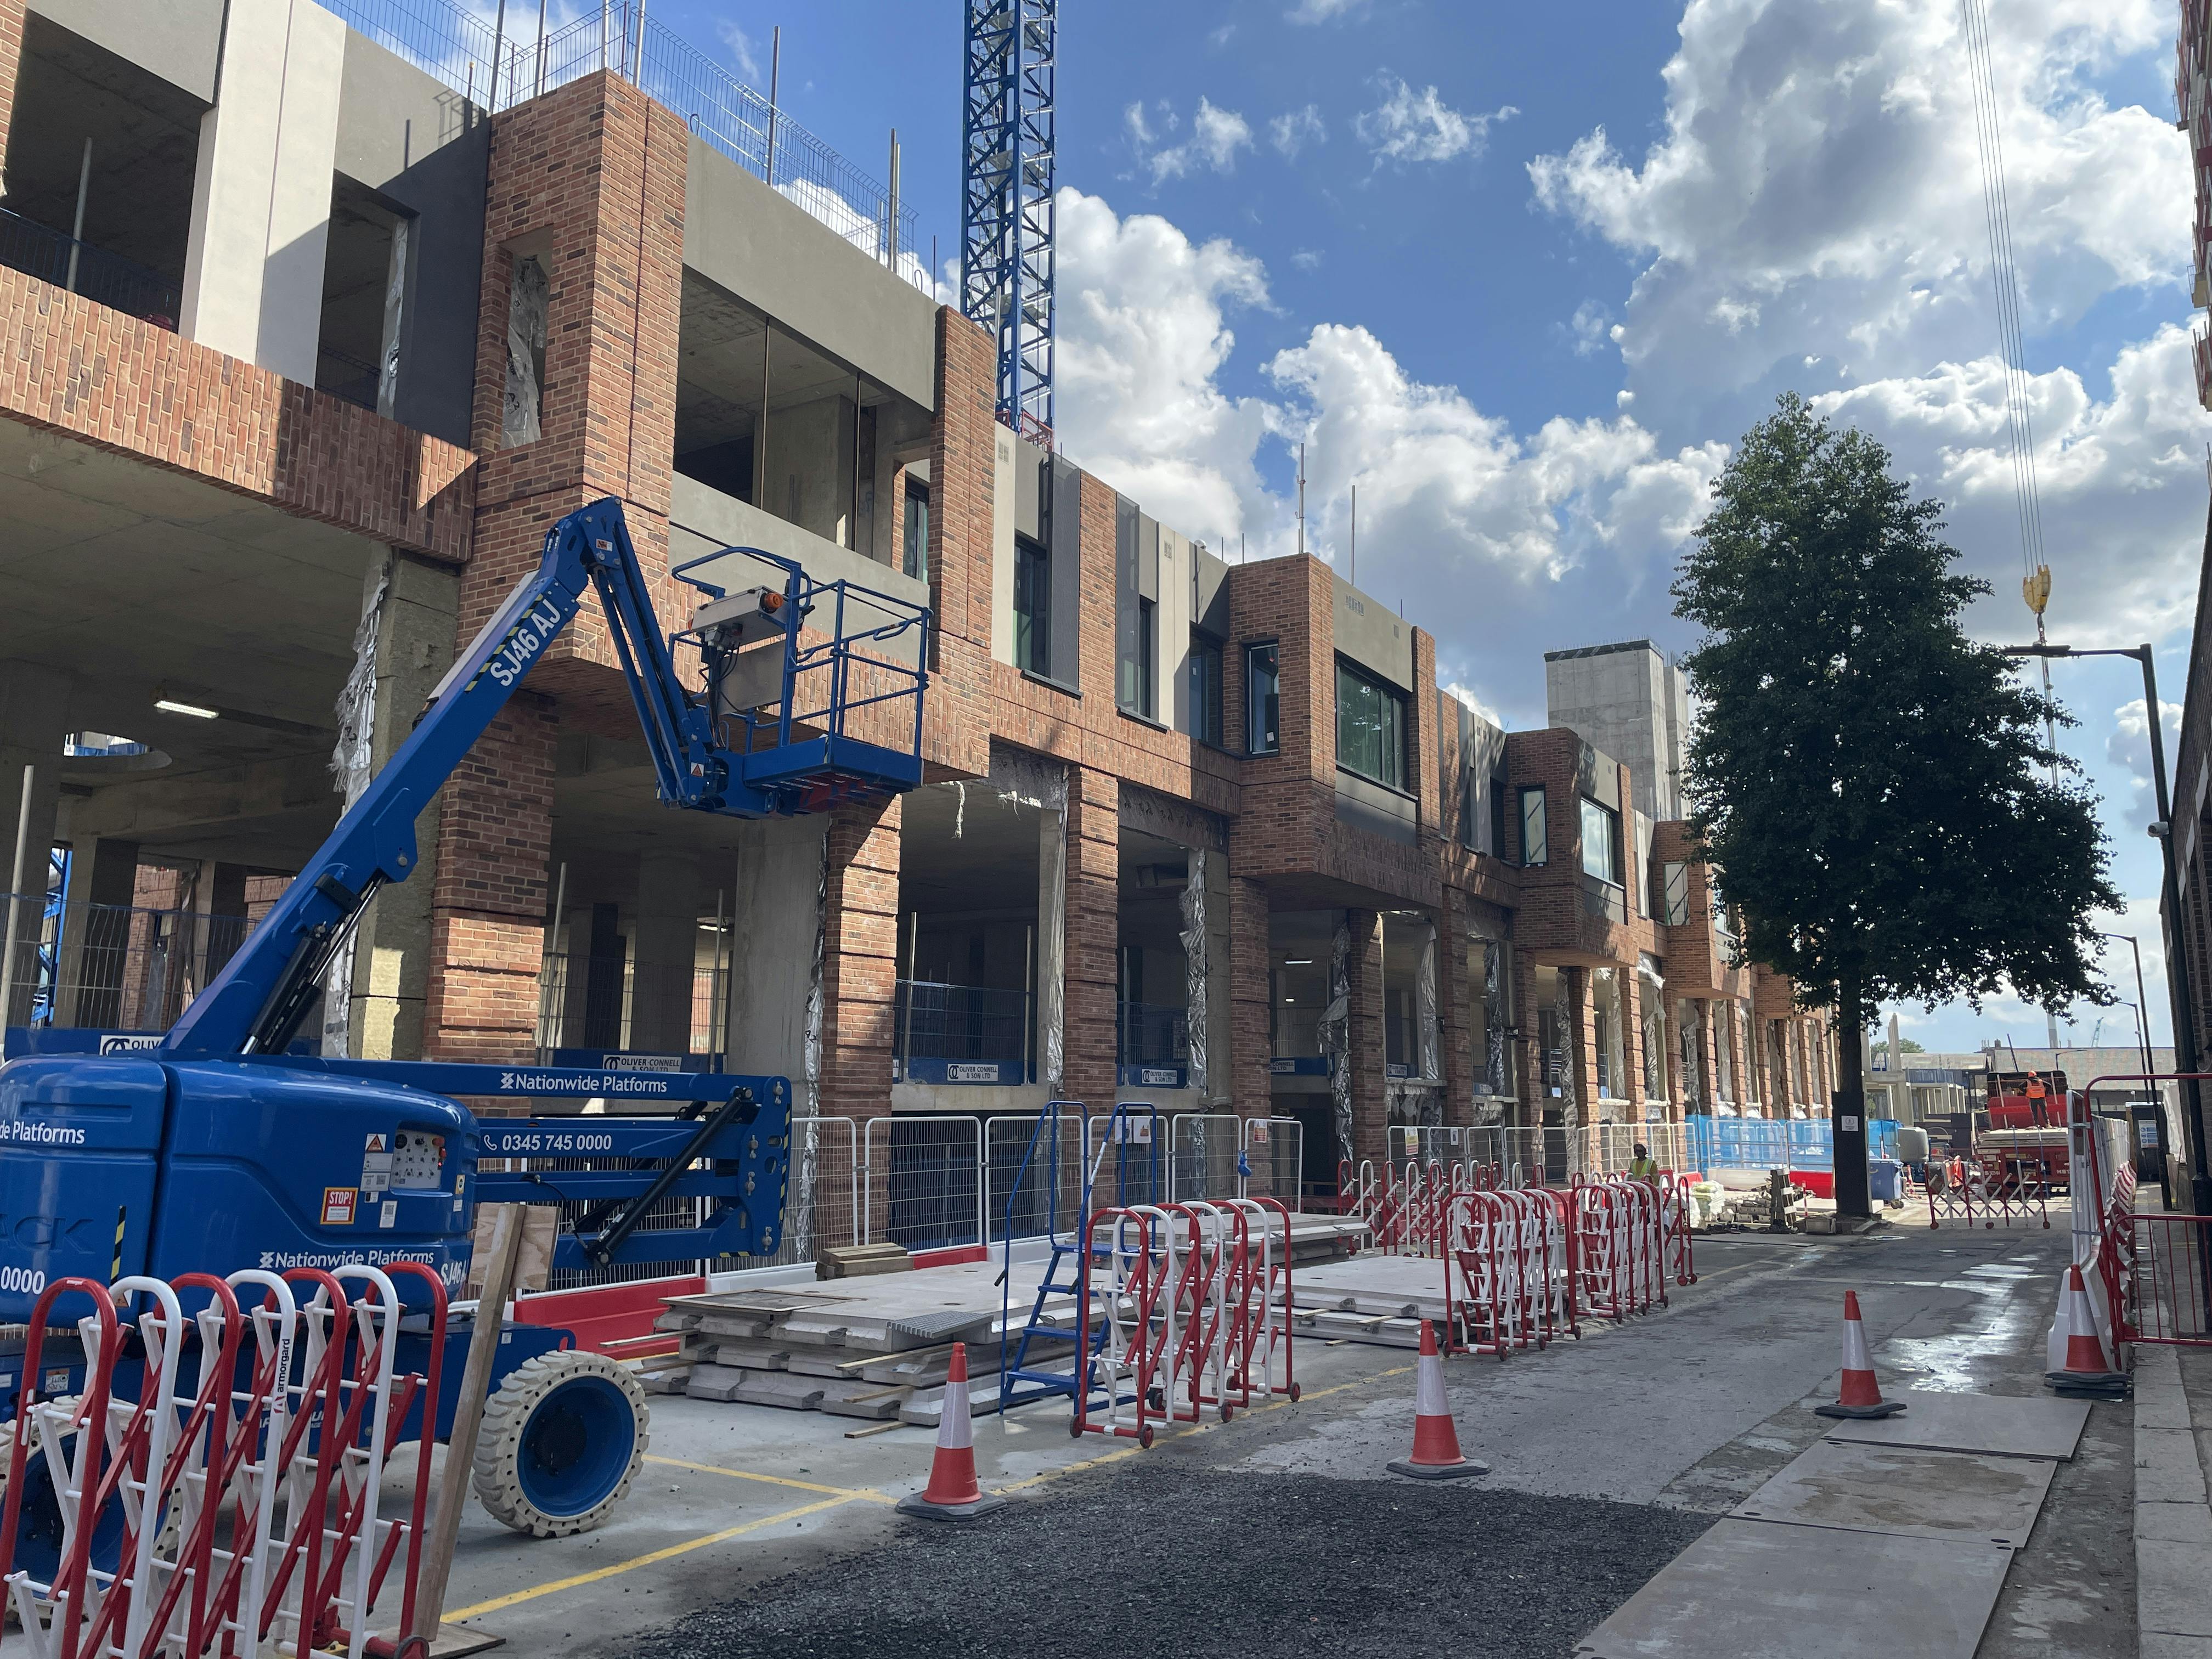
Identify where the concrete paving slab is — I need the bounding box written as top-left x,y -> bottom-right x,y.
1573,1519 -> 2012,1659
1820,1389 -> 2088,1461
2142,1635 -> 2212,1658
2140,1537 -> 2212,1639
1730,1439 -> 2056,1550
2135,1427 -> 2211,1505
2137,1499 -> 2212,1545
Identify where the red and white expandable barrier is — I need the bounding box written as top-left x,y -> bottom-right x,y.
1,1263 -> 444,1659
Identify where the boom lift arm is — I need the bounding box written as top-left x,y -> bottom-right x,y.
160,496 -> 922,1060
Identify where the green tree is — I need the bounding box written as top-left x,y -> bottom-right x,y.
1673,395 -> 2118,1216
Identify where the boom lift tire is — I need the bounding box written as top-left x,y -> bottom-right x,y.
472,1351 -> 649,1538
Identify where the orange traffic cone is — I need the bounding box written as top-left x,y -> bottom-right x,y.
1814,1291 -> 1907,1420
897,1342 -> 1006,1520
1387,1320 -> 1489,1480
2045,1264 -> 2129,1397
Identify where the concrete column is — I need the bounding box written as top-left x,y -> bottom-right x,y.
1062,768 -> 1119,1110
60,837 -> 139,1029
727,816 -> 827,1096
1347,909 -> 1386,1168
1622,965 -> 1646,1115
629,849 -> 701,1054
1194,847 -> 1233,1109
1440,893 -> 1472,1127
347,551 -> 459,1061
0,662 -> 69,1028
1036,802 -> 1066,1092
179,0 -> 345,382
1227,874 -> 1271,1118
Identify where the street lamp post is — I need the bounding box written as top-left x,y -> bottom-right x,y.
2101,930 -> 2164,1203
2006,642 -> 2209,1215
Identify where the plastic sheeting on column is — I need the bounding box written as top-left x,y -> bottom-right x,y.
320,560 -> 390,1058
1318,918 -> 1353,1170
1553,967 -> 1577,1129
1178,851 -> 1207,1100
1639,957 -> 1668,1108
502,254 -> 548,448
793,831 -> 830,1261
1414,919 -> 1438,1086
1480,939 -> 1508,1105
989,747 -> 1069,1094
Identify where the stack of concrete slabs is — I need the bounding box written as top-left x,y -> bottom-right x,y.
1573,1520 -> 2013,1659
1819,1388 -> 2090,1461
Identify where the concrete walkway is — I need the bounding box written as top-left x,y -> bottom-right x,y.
2137,1343 -> 2212,1657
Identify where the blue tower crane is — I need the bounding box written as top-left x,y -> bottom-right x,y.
961,0 -> 1057,444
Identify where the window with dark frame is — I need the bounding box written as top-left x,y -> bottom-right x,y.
1518,786 -> 1548,865
1013,535 -> 1050,678
1246,642 -> 1280,754
902,479 -> 929,582
1334,658 -> 1407,790
1189,632 -> 1224,746
1579,796 -> 1621,885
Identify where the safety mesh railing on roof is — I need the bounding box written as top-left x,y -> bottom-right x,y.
313,0 -> 930,288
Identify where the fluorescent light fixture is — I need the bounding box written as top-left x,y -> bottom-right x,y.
1283,957 -> 1314,966
154,698 -> 219,719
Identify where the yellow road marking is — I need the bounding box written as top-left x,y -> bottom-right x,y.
451,1352 -> 1426,1618
444,1496 -> 858,1621
642,1454 -> 894,1503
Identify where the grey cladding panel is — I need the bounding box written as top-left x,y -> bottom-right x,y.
682,134 -> 937,410
336,32 -> 488,447
1015,438 -> 1046,542
1138,515 -> 1160,602
1194,546 -> 1230,636
1048,457 -> 1084,687
1332,574 -> 1413,689
29,0 -> 222,101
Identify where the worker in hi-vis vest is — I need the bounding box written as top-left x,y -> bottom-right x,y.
1628,1144 -> 1662,1180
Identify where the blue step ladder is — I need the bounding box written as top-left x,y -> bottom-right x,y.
998,1101 -> 1164,1412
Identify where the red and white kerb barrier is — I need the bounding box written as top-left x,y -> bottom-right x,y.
1075,1197 -> 1299,1448
1,1263 -> 444,1659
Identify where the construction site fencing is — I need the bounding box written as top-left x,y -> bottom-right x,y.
1073,1198 -> 1300,1449
0,895 -> 255,1035
1456,1124 -> 1695,1186
0,1263 -> 442,1658
865,1115 -> 985,1252
314,0 -> 930,288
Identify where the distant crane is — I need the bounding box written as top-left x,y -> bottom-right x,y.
961,0 -> 1057,444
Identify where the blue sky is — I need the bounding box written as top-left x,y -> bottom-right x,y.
646,0 -> 2202,1054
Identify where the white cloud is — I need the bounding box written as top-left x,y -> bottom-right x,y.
1288,0 -> 1367,20
2108,696 -> 2186,797
1291,249 -> 1323,271
1054,189 -> 1729,634
1271,104 -> 1328,160
1566,300 -> 1614,358
1356,76 -> 1516,167
1445,682 -> 1505,728
716,22 -> 763,84
1132,97 -> 1256,184
1054,191 -> 1277,546
1810,328 -> 2212,647
1527,1 -> 2183,417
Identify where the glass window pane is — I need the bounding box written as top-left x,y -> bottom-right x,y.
1247,644 -> 1279,753
1580,798 -> 1618,884
1335,660 -> 1405,788
1520,787 -> 1547,865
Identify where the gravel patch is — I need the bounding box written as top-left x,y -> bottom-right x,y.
618,1468 -> 1711,1659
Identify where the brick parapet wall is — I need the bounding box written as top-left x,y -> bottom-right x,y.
0,273 -> 477,558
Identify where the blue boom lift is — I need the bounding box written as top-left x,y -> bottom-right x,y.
0,497 -> 929,1544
